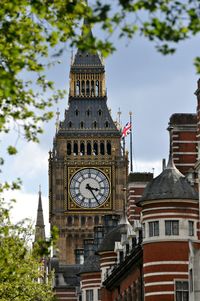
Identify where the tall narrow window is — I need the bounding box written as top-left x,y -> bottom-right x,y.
175,281 -> 189,301
93,121 -> 97,129
93,142 -> 98,155
100,142 -> 105,155
98,109 -> 102,116
87,142 -> 91,155
80,142 -> 85,155
96,80 -> 99,96
149,221 -> 159,237
165,220 -> 179,235
107,141 -> 111,155
190,269 -> 193,293
86,290 -> 93,301
91,80 -> 94,96
76,80 -> 80,96
73,142 -> 78,155
81,80 -> 85,95
75,109 -> 79,116
75,249 -> 84,264
105,121 -> 109,128
86,80 -> 90,96
189,221 -> 194,236
67,142 -> 71,155
80,121 -> 84,129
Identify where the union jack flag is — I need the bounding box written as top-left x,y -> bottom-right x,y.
122,122 -> 132,138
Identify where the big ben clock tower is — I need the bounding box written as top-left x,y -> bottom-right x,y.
49,38 -> 128,265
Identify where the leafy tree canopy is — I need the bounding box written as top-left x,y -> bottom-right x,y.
1,0 -> 200,150
0,200 -> 56,301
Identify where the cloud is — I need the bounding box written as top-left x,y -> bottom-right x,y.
134,159 -> 163,177
12,142 -> 49,178
3,188 -> 50,237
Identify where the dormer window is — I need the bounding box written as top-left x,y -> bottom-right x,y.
105,121 -> 109,128
98,109 -> 102,116
86,109 -> 90,116
93,121 -> 97,129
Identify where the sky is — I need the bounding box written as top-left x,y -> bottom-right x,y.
1,23 -> 199,236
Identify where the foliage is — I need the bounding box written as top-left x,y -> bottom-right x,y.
0,0 -> 200,148
0,200 -> 56,301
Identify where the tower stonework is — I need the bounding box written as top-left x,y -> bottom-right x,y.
49,47 -> 128,265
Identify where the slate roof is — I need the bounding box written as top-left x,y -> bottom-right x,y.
51,260 -> 81,288
97,216 -> 132,253
59,97 -> 120,137
79,254 -> 100,274
72,50 -> 103,68
138,156 -> 198,204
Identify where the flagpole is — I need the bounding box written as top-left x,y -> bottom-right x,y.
129,111 -> 133,172
123,137 -> 125,157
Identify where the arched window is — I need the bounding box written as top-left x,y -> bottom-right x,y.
98,109 -> 102,116
86,80 -> 90,96
73,142 -> 78,155
67,142 -> 71,155
87,142 -> 91,155
81,216 -> 85,226
91,80 -> 94,96
93,142 -> 98,155
107,141 -> 111,155
76,80 -> 80,96
68,121 -> 72,128
80,142 -> 85,155
94,216 -> 99,225
75,109 -> 79,116
81,80 -> 85,95
93,121 -> 97,129
68,216 -> 72,226
96,80 -> 99,96
80,121 -> 84,129
100,142 -> 105,155
105,121 -> 109,128
86,109 -> 90,116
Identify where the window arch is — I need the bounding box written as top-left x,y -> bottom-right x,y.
68,121 -> 72,128
86,108 -> 90,116
100,142 -> 105,155
91,80 -> 94,96
94,216 -> 99,225
80,142 -> 85,155
93,142 -> 98,155
107,141 -> 111,155
81,80 -> 85,95
98,109 -> 102,116
96,80 -> 99,96
81,216 -> 85,226
73,142 -> 78,155
80,121 -> 84,129
76,80 -> 80,96
68,216 -> 72,226
93,121 -> 97,129
86,80 -> 90,96
67,142 -> 71,155
105,121 -> 109,128
75,109 -> 79,116
87,142 -> 92,155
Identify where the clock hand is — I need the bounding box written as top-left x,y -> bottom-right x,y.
85,183 -> 99,191
86,184 -> 100,204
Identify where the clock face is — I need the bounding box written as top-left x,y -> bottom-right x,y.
69,168 -> 110,208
